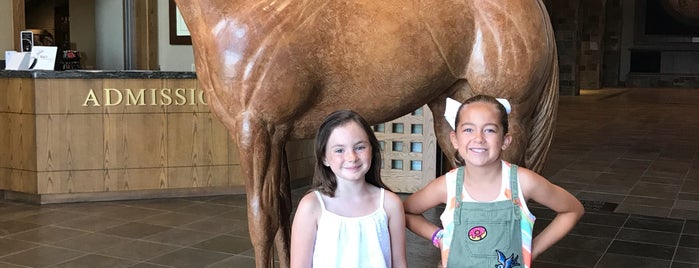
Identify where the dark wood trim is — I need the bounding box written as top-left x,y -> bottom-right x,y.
133,0 -> 159,69
169,0 -> 191,45
2,187 -> 247,204
12,0 -> 25,51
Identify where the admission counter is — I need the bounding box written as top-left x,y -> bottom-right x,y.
0,70 -> 313,204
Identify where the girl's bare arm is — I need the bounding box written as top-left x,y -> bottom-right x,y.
520,168 -> 584,259
385,191 -> 408,268
403,176 -> 447,241
290,193 -> 320,268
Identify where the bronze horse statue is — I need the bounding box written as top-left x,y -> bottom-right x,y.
174,0 -> 559,267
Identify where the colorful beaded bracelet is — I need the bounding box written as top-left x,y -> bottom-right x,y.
431,228 -> 444,248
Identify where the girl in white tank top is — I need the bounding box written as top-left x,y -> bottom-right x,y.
290,110 -> 407,268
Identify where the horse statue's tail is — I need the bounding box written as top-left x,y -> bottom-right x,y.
525,2 -> 559,173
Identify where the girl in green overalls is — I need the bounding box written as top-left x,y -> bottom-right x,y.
404,95 -> 584,268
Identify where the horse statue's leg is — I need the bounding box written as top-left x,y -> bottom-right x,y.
275,149 -> 292,268
236,114 -> 291,268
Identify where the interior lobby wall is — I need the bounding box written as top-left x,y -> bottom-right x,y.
69,0 -> 96,69
0,0 -> 15,59
156,0 -> 195,71
94,0 -> 124,70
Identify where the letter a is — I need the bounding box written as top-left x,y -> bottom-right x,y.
83,89 -> 101,106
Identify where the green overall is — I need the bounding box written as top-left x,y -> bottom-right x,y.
446,165 -> 523,268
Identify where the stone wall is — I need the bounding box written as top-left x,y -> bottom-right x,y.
579,0 -> 606,89
602,0 -> 623,87
545,0 -> 581,95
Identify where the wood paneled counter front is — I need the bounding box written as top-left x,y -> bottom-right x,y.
0,70 -> 313,204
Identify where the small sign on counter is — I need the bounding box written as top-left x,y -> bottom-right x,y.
4,51 -> 32,70
30,46 -> 58,70
4,46 -> 57,70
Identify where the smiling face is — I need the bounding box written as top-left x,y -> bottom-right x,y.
450,101 -> 512,167
323,121 -> 373,183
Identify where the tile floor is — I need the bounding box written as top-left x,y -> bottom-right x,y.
0,87 -> 698,267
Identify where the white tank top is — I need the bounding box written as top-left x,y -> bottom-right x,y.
312,188 -> 392,268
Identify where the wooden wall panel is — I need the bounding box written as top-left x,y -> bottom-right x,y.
0,112 -> 9,169
103,79 -> 167,114
101,79 -> 127,114
35,114 -> 104,171
2,78 -> 37,194
162,78 -> 207,113
125,78 -> 168,113
34,79 -> 104,114
0,78 -> 8,173
167,112 -> 229,166
103,168 -> 166,191
201,166 -> 232,187
0,77 -> 7,192
288,157 -> 314,182
0,168 -> 9,189
103,169 -> 119,192
167,166 -> 230,188
0,78 -> 7,113
37,170 -> 104,194
104,113 -> 167,169
229,165 -> 243,185
286,139 -> 315,182
286,139 -> 314,162
7,78 -> 35,114
8,169 -> 37,194
9,114 -> 36,171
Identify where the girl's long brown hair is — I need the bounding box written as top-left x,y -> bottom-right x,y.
311,109 -> 390,196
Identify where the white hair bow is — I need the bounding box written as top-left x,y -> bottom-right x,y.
444,97 -> 511,130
